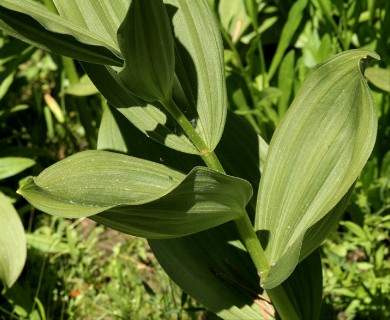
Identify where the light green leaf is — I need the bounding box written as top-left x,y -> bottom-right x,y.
262,185 -> 354,289
118,0 -> 175,103
17,150 -> 185,218
0,0 -> 122,66
81,62 -> 198,154
0,192 -> 26,288
365,67 -> 390,92
0,157 -> 35,180
53,0 -> 128,48
167,0 -> 228,151
299,185 -> 354,261
17,150 -> 252,239
97,105 -> 128,153
256,50 -> 379,289
65,74 -> 98,96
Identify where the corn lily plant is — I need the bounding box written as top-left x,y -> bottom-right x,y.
0,0 -> 378,318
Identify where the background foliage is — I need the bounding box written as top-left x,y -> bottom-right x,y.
0,0 -> 389,319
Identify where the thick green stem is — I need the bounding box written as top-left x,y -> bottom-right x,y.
161,97 -> 270,279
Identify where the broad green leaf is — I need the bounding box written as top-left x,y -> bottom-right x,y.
256,50 -> 379,289
98,107 -> 271,318
299,185 -> 354,261
17,150 -> 253,239
0,192 -> 26,288
118,0 -> 175,103
267,0 -> 308,80
81,62 -> 198,154
0,157 -> 35,180
0,0 -> 122,66
268,250 -> 323,320
365,67 -> 390,92
17,150 -> 184,218
53,0 -> 128,48
92,167 -> 252,239
166,0 -> 228,151
261,186 -> 353,289
150,224 -> 275,319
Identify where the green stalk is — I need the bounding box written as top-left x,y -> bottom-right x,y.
162,97 -> 270,279
61,57 -> 79,85
235,211 -> 270,278
245,0 -> 268,88
163,98 -> 225,173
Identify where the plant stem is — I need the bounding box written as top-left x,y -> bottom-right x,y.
162,97 -> 270,279
235,213 -> 270,278
163,98 -> 225,173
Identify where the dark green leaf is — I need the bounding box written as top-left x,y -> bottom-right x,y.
118,0 -> 175,102
81,62 -> 197,154
0,0 -> 123,66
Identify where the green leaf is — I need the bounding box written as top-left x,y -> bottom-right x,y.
150,224 -> 275,319
0,157 -> 35,180
365,67 -> 390,92
268,250 -> 323,320
92,167 -> 252,239
267,0 -> 308,80
262,186 -> 353,289
52,0 -> 128,48
167,0 -> 228,151
277,50 -> 296,117
299,185 -> 354,261
81,62 -> 198,154
149,117 -> 272,318
0,192 -> 26,288
97,105 -> 129,154
118,0 -> 175,103
256,50 -> 379,289
17,150 -> 184,218
98,108 -> 271,318
97,104 -> 202,170
17,150 -> 252,239
64,74 -> 98,96
0,0 -> 123,66
84,0 -> 227,153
